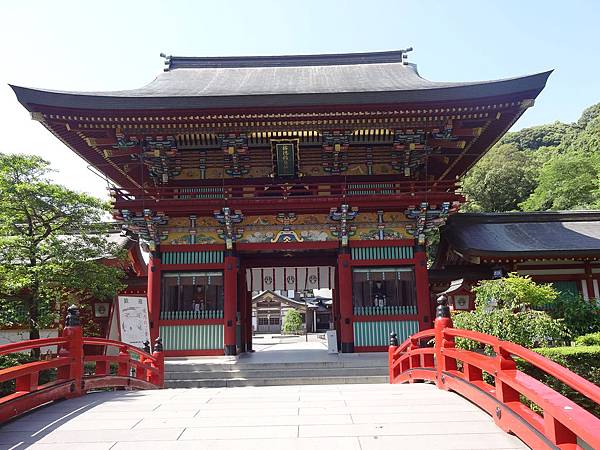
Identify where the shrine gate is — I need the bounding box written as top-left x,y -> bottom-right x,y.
11,49 -> 550,356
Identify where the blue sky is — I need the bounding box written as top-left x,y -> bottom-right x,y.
1,0 -> 598,198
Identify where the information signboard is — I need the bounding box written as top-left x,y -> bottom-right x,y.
117,296 -> 150,348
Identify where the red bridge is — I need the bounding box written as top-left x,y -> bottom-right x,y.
1,303 -> 598,449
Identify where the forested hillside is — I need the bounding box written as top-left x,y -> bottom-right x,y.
460,102 -> 600,212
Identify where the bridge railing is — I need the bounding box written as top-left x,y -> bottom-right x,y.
0,305 -> 164,424
389,298 -> 600,450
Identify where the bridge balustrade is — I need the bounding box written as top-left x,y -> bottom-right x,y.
0,305 -> 164,424
389,297 -> 600,450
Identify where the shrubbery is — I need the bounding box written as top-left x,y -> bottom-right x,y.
452,274 -> 570,349
453,307 -> 569,349
574,332 -> 600,347
544,293 -> 600,338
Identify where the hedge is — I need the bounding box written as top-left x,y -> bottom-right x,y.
516,345 -> 600,418
574,332 -> 600,347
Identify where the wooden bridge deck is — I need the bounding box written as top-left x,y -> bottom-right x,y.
0,383 -> 527,449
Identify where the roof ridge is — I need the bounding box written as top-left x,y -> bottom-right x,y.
161,49 -> 413,71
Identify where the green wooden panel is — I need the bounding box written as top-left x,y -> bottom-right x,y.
353,320 -> 419,347
347,183 -> 395,196
159,324 -> 223,350
353,306 -> 417,316
351,246 -> 413,260
177,187 -> 224,199
162,251 -> 224,265
551,281 -> 579,298
160,310 -> 224,320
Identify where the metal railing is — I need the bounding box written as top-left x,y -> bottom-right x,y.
0,305 -> 164,424
388,298 -> 600,449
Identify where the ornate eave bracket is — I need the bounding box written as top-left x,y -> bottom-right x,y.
329,204 -> 358,247
214,207 -> 244,250
118,208 -> 169,252
143,136 -> 179,184
322,130 -> 352,174
404,201 -> 457,245
219,133 -> 250,177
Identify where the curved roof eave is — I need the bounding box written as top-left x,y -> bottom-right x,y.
10,70 -> 552,112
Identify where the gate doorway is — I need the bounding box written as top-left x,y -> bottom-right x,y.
237,249 -> 338,354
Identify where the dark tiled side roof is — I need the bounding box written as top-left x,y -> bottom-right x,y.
442,211 -> 600,258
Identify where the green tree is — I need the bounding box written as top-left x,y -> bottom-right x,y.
544,293 -> 600,339
575,103 -> 600,131
500,121 -> 573,151
282,309 -> 302,334
520,150 -> 600,211
460,101 -> 600,213
453,274 -> 570,349
0,153 -> 126,349
460,144 -> 538,212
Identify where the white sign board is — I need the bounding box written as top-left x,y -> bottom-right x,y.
326,330 -> 338,354
117,296 -> 150,348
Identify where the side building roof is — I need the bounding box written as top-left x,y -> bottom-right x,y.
11,50 -> 552,110
435,211 -> 600,265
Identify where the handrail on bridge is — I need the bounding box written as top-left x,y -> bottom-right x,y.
389,297 -> 600,450
0,305 -> 164,424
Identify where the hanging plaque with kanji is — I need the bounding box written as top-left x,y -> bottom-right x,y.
273,140 -> 297,177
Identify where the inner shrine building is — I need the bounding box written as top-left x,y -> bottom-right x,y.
11,50 -> 550,356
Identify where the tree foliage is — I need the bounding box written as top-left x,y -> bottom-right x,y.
452,274 -> 570,349
460,144 -> 538,212
282,309 -> 303,334
544,293 -> 600,339
0,153 -> 127,343
472,273 -> 558,311
520,150 -> 600,211
460,101 -> 600,212
500,121 -> 574,151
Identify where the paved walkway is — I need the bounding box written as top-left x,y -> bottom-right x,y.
1,384 -> 527,449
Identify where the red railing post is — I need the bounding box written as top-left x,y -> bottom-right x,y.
388,332 -> 398,383
151,337 -> 164,388
492,343 -> 525,434
59,305 -> 84,397
117,345 -> 130,377
434,295 -> 455,389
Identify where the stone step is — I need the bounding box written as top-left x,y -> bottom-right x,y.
165,366 -> 388,380
164,360 -> 388,372
165,375 -> 389,388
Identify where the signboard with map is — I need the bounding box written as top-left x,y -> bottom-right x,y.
117,296 -> 150,348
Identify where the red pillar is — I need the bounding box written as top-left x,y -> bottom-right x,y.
238,268 -> 248,353
246,290 -> 253,352
337,251 -> 354,353
147,253 -> 161,343
414,247 -> 432,330
224,255 -> 238,355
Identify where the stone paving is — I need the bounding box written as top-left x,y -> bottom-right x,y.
0,383 -> 527,449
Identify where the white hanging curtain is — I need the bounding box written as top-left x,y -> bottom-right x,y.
246,266 -> 335,291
